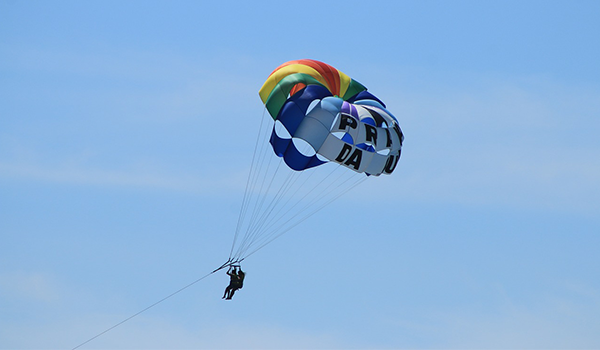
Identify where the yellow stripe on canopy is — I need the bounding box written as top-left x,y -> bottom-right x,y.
259,64 -> 331,103
338,71 -> 352,99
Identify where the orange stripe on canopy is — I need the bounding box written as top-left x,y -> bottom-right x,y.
267,59 -> 344,97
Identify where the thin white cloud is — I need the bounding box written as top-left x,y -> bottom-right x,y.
435,285 -> 600,349
1,44 -> 263,126
362,75 -> 600,216
0,160 -> 248,195
0,270 -> 60,303
2,314 -> 346,349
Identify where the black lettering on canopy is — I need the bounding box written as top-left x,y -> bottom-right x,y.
364,124 -> 378,145
364,107 -> 386,126
383,154 -> 399,174
385,128 -> 392,147
345,148 -> 362,170
393,123 -> 404,145
334,143 -> 362,170
339,114 -> 358,130
335,143 -> 353,162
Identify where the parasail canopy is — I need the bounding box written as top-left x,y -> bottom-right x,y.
258,59 -> 403,176
228,59 -> 404,263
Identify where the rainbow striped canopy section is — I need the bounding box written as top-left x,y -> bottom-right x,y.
259,59 -> 367,120
258,59 -> 403,176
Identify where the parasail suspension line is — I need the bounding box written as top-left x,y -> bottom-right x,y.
70,259 -> 241,350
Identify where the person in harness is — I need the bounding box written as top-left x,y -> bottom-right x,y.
222,266 -> 245,300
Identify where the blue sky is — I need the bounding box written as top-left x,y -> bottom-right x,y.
1,0 -> 600,349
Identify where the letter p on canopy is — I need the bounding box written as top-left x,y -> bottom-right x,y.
338,114 -> 358,130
